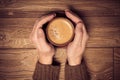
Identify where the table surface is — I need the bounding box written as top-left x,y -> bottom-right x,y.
0,0 -> 120,80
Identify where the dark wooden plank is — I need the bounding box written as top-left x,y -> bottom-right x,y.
0,49 -> 36,80
114,48 -> 120,80
0,17 -> 120,48
0,48 -> 113,80
0,0 -> 119,9
84,48 -> 113,80
0,0 -> 120,17
0,49 -> 37,72
0,77 -> 32,80
0,9 -> 119,18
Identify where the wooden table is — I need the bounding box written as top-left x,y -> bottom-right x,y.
0,0 -> 120,80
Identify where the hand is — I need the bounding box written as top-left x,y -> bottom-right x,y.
30,14 -> 56,65
65,9 -> 89,66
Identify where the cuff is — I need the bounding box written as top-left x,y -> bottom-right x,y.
65,62 -> 89,80
33,61 -> 60,80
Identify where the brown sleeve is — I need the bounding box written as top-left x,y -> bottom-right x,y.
65,62 -> 89,80
33,62 -> 60,80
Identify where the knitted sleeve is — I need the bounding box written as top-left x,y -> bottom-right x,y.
65,62 -> 89,80
33,62 -> 60,80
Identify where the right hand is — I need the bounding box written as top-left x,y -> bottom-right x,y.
30,14 -> 56,65
65,9 -> 89,66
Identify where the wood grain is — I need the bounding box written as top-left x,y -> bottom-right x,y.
0,10 -> 119,18
0,0 -> 119,80
0,17 -> 120,48
0,48 -> 113,80
114,48 -> 120,80
0,49 -> 36,80
0,48 -> 67,80
0,0 -> 119,18
0,0 -> 119,15
55,48 -> 67,80
84,48 -> 113,80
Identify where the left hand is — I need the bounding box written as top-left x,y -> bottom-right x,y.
30,14 -> 56,65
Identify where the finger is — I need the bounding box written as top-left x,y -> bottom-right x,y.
30,13 -> 56,42
32,13 -> 56,35
65,9 -> 82,24
36,13 -> 56,29
81,25 -> 89,47
73,23 -> 83,46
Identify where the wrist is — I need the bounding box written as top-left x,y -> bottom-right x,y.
38,56 -> 53,65
68,57 -> 82,66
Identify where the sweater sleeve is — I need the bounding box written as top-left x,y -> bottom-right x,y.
65,61 -> 89,80
33,61 -> 60,80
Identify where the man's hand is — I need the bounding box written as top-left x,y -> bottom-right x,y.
65,9 -> 89,66
30,14 -> 56,65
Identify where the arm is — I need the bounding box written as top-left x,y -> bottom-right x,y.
33,62 -> 60,80
65,61 -> 89,80
65,9 -> 89,80
30,13 -> 60,80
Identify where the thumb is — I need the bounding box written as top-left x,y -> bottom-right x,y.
37,29 -> 49,47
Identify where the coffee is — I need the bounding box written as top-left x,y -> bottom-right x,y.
46,17 -> 74,46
